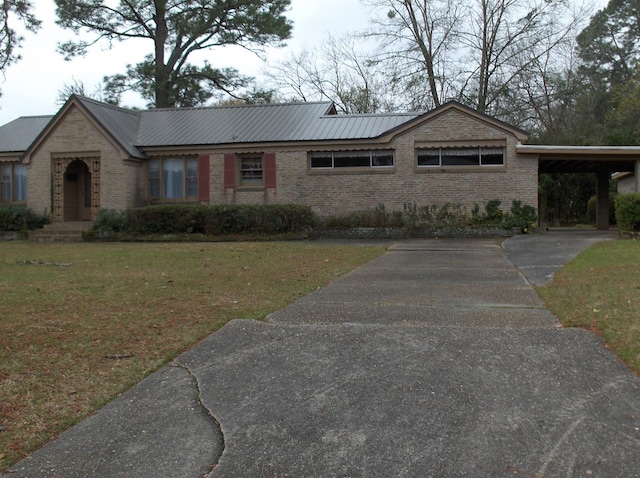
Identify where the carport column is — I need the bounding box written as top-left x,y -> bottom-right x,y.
596,165 -> 610,230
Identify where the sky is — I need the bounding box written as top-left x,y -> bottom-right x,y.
0,0 -> 373,125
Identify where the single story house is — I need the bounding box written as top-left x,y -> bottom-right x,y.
1,95 -> 638,228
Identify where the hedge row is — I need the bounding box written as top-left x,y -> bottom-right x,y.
92,204 -> 317,238
0,206 -> 48,231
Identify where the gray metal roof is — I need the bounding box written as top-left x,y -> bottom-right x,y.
0,96 -> 431,155
304,113 -> 421,141
78,97 -> 144,158
135,101 -> 337,146
0,115 -> 53,153
136,102 -> 421,146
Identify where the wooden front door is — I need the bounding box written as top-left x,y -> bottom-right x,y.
63,160 -> 91,221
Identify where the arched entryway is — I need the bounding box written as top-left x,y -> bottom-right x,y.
52,155 -> 101,223
63,160 -> 91,221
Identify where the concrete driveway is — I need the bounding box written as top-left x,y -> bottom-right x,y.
5,230 -> 640,478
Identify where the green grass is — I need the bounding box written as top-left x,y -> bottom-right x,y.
537,240 -> 640,374
0,241 -> 385,471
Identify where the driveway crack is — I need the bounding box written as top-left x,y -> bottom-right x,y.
170,361 -> 225,475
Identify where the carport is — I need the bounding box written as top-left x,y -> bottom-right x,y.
517,145 -> 640,229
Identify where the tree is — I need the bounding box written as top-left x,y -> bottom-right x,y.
366,0 -> 460,110
577,0 -> 640,90
267,34 -> 392,113
366,0 -> 586,119
56,77 -> 114,106
54,0 -> 292,108
0,0 -> 39,72
571,0 -> 640,145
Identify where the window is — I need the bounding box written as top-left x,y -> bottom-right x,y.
148,157 -> 198,200
417,147 -> 505,167
1,163 -> 27,203
240,156 -> 263,185
309,150 -> 395,169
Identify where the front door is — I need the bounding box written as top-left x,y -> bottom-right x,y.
63,160 -> 91,221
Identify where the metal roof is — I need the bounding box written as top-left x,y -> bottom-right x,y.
0,97 -> 504,156
304,113 -> 421,141
78,97 -> 144,158
135,101 -> 337,146
135,102 -> 421,146
0,115 -> 53,153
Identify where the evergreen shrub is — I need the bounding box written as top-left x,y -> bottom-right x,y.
615,193 -> 640,232
91,204 -> 317,237
0,205 -> 48,231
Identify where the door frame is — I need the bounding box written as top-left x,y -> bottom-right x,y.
52,155 -> 101,223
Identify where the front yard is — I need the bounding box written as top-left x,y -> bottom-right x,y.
0,241 -> 384,471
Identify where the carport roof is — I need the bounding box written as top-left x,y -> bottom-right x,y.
517,144 -> 640,174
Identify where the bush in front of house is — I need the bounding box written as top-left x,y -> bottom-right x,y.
503,200 -> 538,232
320,199 -> 537,236
321,204 -> 404,230
203,204 -> 317,235
91,204 -> 317,238
0,205 -> 48,231
615,193 -> 640,233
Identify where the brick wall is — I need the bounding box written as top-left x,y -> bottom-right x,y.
25,105 -> 538,219
26,106 -> 142,217
208,109 -> 538,217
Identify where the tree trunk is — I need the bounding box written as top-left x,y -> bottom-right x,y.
153,0 -> 171,108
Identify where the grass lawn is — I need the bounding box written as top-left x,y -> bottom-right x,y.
0,241 -> 384,471
537,239 -> 640,375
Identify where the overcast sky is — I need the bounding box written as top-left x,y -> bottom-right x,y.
0,0 -> 373,125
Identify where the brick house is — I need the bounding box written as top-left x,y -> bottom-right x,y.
0,95 -> 544,224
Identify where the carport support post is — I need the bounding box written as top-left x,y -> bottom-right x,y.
596,166 -> 610,230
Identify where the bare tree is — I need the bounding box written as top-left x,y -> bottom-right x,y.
365,0 -> 590,119
267,34 -> 392,113
365,0 -> 461,110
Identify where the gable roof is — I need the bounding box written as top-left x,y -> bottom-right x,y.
78,97 -> 143,157
0,96 -> 529,157
414,101 -> 530,141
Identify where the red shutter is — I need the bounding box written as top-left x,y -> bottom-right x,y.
264,152 -> 276,189
198,155 -> 210,203
224,153 -> 236,189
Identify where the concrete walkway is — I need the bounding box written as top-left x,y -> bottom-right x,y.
5,230 -> 640,477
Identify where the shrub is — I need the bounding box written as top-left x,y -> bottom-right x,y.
322,204 -> 403,229
203,204 -> 317,235
124,204 -> 208,234
90,204 -> 317,237
504,200 -> 538,232
90,209 -> 131,239
615,193 -> 640,232
0,206 -> 48,231
402,202 -> 469,230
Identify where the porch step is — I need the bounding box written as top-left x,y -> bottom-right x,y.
30,222 -> 94,243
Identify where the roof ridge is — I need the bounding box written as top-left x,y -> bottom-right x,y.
73,95 -> 142,118
145,100 -> 333,114
321,111 -> 423,118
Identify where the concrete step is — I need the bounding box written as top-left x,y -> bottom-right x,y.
30,222 -> 93,242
